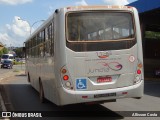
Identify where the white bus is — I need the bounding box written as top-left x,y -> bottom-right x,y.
25,6 -> 144,106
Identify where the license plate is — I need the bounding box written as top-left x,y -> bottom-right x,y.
94,93 -> 116,98
97,76 -> 112,83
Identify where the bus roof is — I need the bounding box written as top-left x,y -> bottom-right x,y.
25,5 -> 135,43
66,5 -> 134,10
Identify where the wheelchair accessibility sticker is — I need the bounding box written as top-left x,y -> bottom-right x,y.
76,79 -> 87,90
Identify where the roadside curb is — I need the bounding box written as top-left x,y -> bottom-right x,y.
0,90 -> 7,111
0,70 -> 25,120
0,93 -> 9,120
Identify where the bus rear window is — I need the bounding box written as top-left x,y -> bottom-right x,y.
66,11 -> 135,42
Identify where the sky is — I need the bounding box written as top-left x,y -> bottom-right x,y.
0,0 -> 137,47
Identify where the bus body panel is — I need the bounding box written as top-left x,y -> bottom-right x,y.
133,7 -> 144,80
66,45 -> 138,91
57,80 -> 143,105
25,6 -> 144,106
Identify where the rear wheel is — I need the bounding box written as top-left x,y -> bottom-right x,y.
134,97 -> 142,99
27,73 -> 30,83
39,79 -> 45,103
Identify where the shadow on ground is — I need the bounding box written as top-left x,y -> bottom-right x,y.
1,84 -> 123,120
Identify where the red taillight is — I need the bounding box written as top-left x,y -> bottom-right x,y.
63,75 -> 69,81
82,96 -> 88,99
137,69 -> 141,74
61,69 -> 67,74
122,92 -> 128,95
127,6 -> 132,8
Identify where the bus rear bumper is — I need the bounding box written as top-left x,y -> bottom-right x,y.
57,80 -> 144,105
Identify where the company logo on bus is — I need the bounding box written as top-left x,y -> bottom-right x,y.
100,62 -> 123,71
97,51 -> 111,59
87,62 -> 123,74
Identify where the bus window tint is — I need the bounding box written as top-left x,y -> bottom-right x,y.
67,12 -> 134,41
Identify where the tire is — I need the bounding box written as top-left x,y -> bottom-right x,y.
134,97 -> 142,99
27,73 -> 31,83
39,79 -> 45,103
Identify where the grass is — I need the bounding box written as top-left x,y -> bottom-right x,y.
13,61 -> 25,65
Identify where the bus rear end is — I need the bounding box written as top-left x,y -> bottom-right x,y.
58,6 -> 143,105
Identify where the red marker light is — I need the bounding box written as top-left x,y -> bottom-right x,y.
127,6 -> 132,8
122,92 -> 128,95
63,75 -> 69,81
67,7 -> 71,10
82,96 -> 88,99
61,69 -> 67,74
137,69 -> 141,74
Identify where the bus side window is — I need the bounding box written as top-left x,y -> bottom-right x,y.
48,23 -> 54,56
52,23 -> 54,56
42,30 -> 45,57
39,44 -> 44,57
44,27 -> 51,57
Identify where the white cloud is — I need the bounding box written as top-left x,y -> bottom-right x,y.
48,6 -> 54,16
0,33 -> 10,42
76,0 -> 88,6
0,33 -> 14,46
103,0 -> 129,5
0,0 -> 32,5
11,16 -> 30,37
0,16 -> 30,47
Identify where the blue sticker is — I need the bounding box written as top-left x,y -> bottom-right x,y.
76,79 -> 87,90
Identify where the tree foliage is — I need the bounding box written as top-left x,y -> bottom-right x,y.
15,47 -> 23,58
0,47 -> 8,57
145,31 -> 160,39
3,47 -> 8,54
0,50 -> 3,57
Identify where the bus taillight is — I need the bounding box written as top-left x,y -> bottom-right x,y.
65,81 -> 71,87
134,62 -> 143,84
61,69 -> 67,74
63,75 -> 69,81
61,65 -> 74,90
137,69 -> 141,74
138,63 -> 142,68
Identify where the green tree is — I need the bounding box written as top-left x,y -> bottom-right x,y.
15,47 -> 23,57
2,47 -> 8,54
0,50 -> 3,57
145,31 -> 160,39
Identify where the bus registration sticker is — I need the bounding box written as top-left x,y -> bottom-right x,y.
76,79 -> 87,90
97,76 -> 112,83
